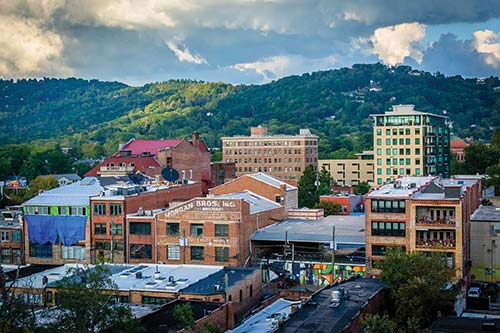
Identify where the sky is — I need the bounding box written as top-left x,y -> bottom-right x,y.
1,0 -> 500,86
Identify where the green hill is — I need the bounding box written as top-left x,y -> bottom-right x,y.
1,64 -> 499,158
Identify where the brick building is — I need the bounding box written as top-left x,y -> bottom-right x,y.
319,151 -> 375,186
365,176 -> 481,278
451,135 -> 468,163
209,172 -> 298,210
126,192 -> 285,266
319,194 -> 364,215
0,208 -> 23,265
86,132 -> 211,192
371,104 -> 451,185
210,161 -> 237,187
221,126 -> 318,181
90,182 -> 202,263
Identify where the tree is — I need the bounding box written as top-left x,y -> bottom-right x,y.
318,166 -> 332,195
298,165 -> 319,208
0,266 -> 37,332
202,321 -> 222,333
491,128 -> 500,147
357,181 -> 371,195
314,200 -> 340,216
173,303 -> 195,330
484,164 -> 500,196
360,313 -> 398,333
50,264 -> 141,333
24,175 -> 59,200
379,248 -> 456,329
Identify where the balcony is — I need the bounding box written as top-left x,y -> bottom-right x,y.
416,216 -> 456,227
416,239 -> 456,249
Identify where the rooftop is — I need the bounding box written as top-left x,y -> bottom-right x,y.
279,278 -> 384,333
23,177 -> 104,207
248,172 -> 298,191
251,215 -> 365,246
370,104 -> 448,118
214,190 -> 283,214
471,206 -> 500,222
0,209 -> 22,229
116,139 -> 182,156
180,267 -> 257,295
368,176 -> 435,198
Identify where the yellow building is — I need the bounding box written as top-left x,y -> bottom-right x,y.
221,126 -> 318,181
371,104 -> 450,186
319,151 -> 374,186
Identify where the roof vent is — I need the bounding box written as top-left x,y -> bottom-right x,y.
135,272 -> 142,279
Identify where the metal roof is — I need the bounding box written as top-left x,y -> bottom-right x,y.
248,173 -> 298,191
251,215 -> 365,245
180,267 -> 257,295
23,177 -> 103,206
214,190 -> 283,214
471,206 -> 500,222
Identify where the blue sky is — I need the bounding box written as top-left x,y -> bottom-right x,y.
1,0 -> 500,85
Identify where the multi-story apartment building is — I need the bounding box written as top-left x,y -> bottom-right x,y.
365,176 -> 481,278
0,208 -> 23,265
371,105 -> 450,185
221,126 -> 318,181
319,151 -> 374,186
126,191 -> 285,266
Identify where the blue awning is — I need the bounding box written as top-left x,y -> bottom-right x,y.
26,215 -> 86,246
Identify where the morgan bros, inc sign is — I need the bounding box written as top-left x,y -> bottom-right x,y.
165,199 -> 238,217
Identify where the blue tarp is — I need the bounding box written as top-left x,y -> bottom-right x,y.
26,215 -> 86,246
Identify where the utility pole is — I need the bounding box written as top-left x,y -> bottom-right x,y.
182,228 -> 186,264
331,225 -> 335,281
283,231 -> 288,272
110,220 -> 114,263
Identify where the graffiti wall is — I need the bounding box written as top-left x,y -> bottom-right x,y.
298,263 -> 366,286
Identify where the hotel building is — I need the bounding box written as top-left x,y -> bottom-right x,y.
221,126 -> 318,181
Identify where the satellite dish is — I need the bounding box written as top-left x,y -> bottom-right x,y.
161,167 -> 179,182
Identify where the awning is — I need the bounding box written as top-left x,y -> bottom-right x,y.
26,215 -> 86,246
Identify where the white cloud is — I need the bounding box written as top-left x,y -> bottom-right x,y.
165,41 -> 207,65
343,11 -> 362,22
473,30 -> 500,67
370,22 -> 426,66
0,14 -> 72,77
232,54 -> 337,83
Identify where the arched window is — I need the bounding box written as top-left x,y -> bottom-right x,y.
228,295 -> 232,302
239,289 -> 243,303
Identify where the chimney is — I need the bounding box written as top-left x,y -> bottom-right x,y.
280,184 -> 287,205
42,276 -> 48,285
192,131 -> 199,146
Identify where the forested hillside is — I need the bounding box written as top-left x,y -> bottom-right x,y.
1,64 -> 499,159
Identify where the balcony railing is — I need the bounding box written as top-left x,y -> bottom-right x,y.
100,166 -> 135,172
416,239 -> 456,249
416,216 -> 456,226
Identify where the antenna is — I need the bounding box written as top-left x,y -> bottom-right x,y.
161,167 -> 180,182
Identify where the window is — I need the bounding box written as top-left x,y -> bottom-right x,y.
113,242 -> 124,251
371,200 -> 406,213
399,138 -> 404,145
110,224 -> 122,235
12,249 -> 21,264
406,158 -> 411,165
167,223 -> 179,236
190,224 -> 204,237
415,128 -> 420,135
392,139 -> 397,145
69,207 -> 86,216
371,221 -> 406,236
377,168 -> 382,175
190,246 -> 204,261
58,207 -> 67,215
377,138 -> 382,145
377,178 -> 382,185
94,204 -> 106,216
61,246 -> 86,259
377,129 -> 382,135
215,224 -> 229,237
29,244 -> 52,258
250,285 -> 253,297
385,139 -> 390,145
130,222 -> 151,235
275,195 -> 281,203
415,138 -> 420,145
94,224 -> 107,235
415,148 -> 421,155
142,296 -> 172,305
25,206 -> 49,215
405,138 -> 410,145
47,291 -> 53,304
239,289 -> 243,303
377,158 -> 382,165
0,232 -> 8,242
386,129 -> 390,135
130,244 -> 152,259
12,231 -> 21,242
167,245 -> 180,260
110,204 -> 122,216
95,241 -> 110,250
215,247 -> 229,262
1,248 -> 9,263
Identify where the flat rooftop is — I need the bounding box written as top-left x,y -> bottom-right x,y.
0,209 -> 22,229
279,278 -> 384,333
471,206 -> 500,222
368,176 -> 434,198
251,215 -> 365,246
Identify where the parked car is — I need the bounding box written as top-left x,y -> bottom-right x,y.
468,287 -> 481,298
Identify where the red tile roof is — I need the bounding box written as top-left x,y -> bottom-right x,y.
114,139 -> 183,156
451,138 -> 468,149
85,156 -> 161,177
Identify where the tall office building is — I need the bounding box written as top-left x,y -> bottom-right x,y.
221,126 -> 318,181
371,105 -> 450,185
